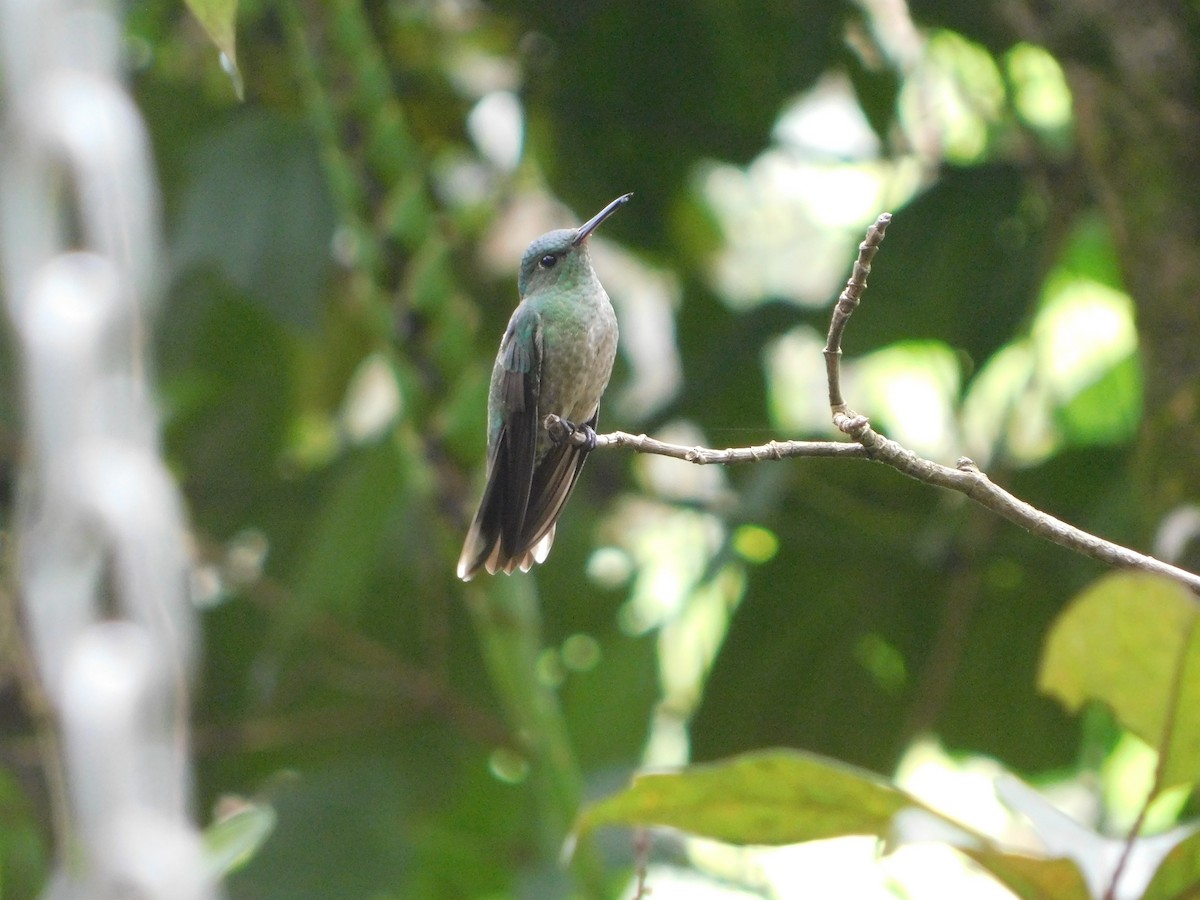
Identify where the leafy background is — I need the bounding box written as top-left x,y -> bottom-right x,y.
1,0 -> 1199,897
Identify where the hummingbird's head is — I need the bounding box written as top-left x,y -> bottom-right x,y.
516,193 -> 632,297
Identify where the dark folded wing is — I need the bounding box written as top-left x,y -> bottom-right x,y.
496,311 -> 540,560
456,308 -> 542,579
518,408 -> 596,556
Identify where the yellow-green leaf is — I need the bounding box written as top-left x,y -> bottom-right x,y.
185,0 -> 241,96
575,749 -> 931,846
204,799 -> 276,878
575,749 -> 1093,900
1039,572 -> 1200,791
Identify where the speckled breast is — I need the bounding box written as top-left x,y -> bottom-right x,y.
535,292 -> 618,454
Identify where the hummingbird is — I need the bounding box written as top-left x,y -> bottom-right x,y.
457,193 -> 632,581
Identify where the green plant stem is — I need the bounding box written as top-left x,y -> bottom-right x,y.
464,576 -> 607,894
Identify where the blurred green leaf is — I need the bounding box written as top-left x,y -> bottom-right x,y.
1054,215 -> 1124,292
559,630 -> 657,771
575,748 -> 930,844
289,439 -> 410,625
158,277 -> 294,535
577,751 -> 1094,898
690,467 -> 937,773
0,768 -> 48,899
1056,353 -> 1141,446
186,0 -> 238,62
1040,572 -> 1200,791
170,113 -> 335,330
204,799 -> 277,878
184,0 -> 242,97
227,756 -> 415,898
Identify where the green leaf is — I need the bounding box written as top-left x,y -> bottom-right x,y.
1039,572 -> 1200,791
575,750 -> 1093,900
226,757 -> 416,897
158,278 -> 294,535
184,0 -> 241,96
171,114 -> 336,331
204,799 -> 277,878
574,748 -> 933,845
289,439 -> 410,626
1056,352 -> 1142,446
0,767 -> 49,897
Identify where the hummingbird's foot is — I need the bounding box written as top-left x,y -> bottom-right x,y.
574,422 -> 599,451
544,414 -> 570,444
544,414 -> 599,451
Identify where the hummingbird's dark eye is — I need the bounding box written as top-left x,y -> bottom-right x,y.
539,254 -> 558,269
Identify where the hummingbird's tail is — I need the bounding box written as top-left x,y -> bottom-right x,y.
456,411 -> 596,581
456,519 -> 554,581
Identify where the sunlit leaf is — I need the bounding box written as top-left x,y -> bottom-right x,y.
184,0 -> 241,96
1004,42 -> 1073,144
576,750 -> 1093,900
1054,214 -> 1124,293
204,799 -> 277,878
1034,273 -> 1139,438
1056,353 -> 1141,446
1039,572 -> 1200,791
575,749 -> 936,845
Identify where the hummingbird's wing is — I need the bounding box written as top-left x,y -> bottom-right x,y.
457,308 -> 594,580
494,312 -> 541,557
457,309 -> 543,579
519,407 -> 595,556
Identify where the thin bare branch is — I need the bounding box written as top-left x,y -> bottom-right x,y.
545,418 -> 868,464
825,212 -> 891,415
833,415 -> 1200,593
546,212 -> 1200,596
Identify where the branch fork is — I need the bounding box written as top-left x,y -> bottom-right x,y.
546,213 -> 1200,595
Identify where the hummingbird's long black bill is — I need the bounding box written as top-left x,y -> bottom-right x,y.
572,192 -> 633,245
